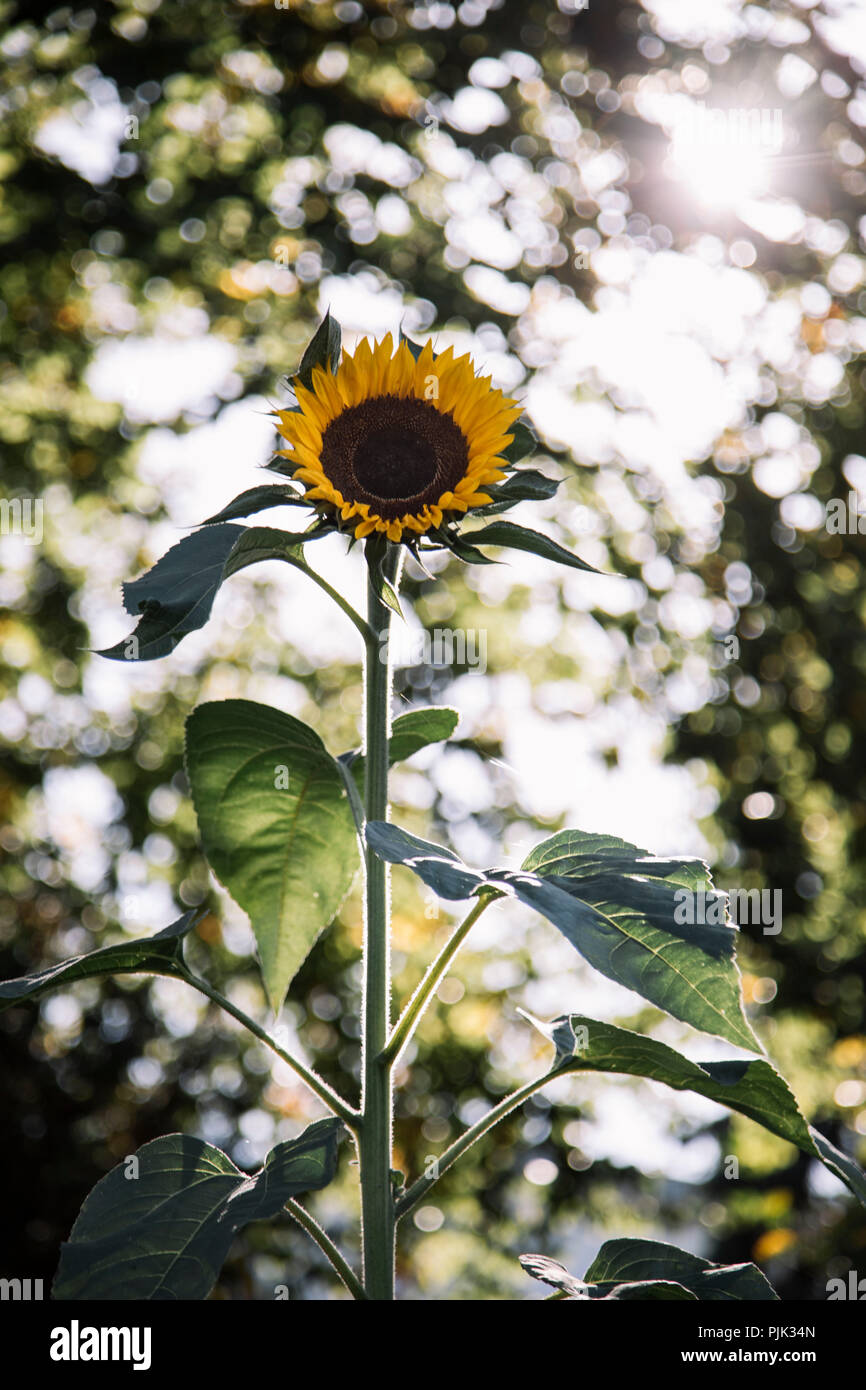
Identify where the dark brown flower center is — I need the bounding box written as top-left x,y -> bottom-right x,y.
319,395 -> 469,520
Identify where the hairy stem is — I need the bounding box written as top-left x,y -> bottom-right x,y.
384,891 -> 498,1067
299,561 -> 374,645
285,1198 -> 367,1300
358,544 -> 403,1300
184,972 -> 360,1131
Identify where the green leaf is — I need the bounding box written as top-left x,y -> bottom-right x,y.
295,311 -> 341,390
400,330 -> 426,361
366,821 -> 760,1052
521,1241 -> 776,1301
518,1254 -> 592,1298
593,1281 -> 698,1301
518,828 -> 760,1053
221,523 -> 331,582
479,469 -> 561,515
98,525 -> 246,662
201,484 -> 309,526
438,530 -> 499,565
53,1118 -> 342,1300
0,912 -> 201,1013
345,706 -> 459,784
365,822 -> 490,901
584,1239 -> 779,1301
520,1255 -> 699,1300
522,1011 -> 866,1208
522,827 -> 695,881
390,706 -> 458,761
460,519 -> 602,574
185,700 -> 359,1011
501,418 -> 538,465
365,534 -> 403,617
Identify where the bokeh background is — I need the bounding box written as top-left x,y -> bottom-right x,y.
2,0 -> 866,1300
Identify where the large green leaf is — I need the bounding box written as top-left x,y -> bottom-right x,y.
524,1011 -> 866,1208
520,1240 -> 778,1301
461,519 -> 601,575
53,1118 -> 342,1300
0,912 -> 200,1013
366,822 -> 760,1051
185,699 -> 359,1010
520,828 -> 760,1052
98,524 -> 246,662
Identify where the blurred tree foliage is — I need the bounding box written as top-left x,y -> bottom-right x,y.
1,0 -> 864,1298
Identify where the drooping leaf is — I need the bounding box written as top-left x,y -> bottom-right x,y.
365,822 -> 490,901
0,912 -> 201,1013
522,828 -> 697,882
185,700 -> 359,1011
462,519 -> 601,574
295,311 -> 341,389
201,484 -> 309,526
53,1119 -> 342,1300
518,828 -> 760,1053
98,524 -> 246,662
522,1011 -> 866,1208
366,822 -> 760,1052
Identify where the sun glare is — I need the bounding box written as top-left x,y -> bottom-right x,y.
669,138 -> 771,207
665,101 -> 783,209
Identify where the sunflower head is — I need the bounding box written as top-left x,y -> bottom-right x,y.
267,314 -> 600,579
273,315 -> 530,543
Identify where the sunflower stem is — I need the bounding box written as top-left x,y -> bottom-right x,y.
284,1198 -> 367,1300
383,890 -> 498,1068
359,542 -> 403,1301
395,1067 -> 564,1221
299,560 -> 375,645
182,972 -> 360,1130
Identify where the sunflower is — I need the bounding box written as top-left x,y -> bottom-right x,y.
274,326 -> 523,546
101,315 -> 595,666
